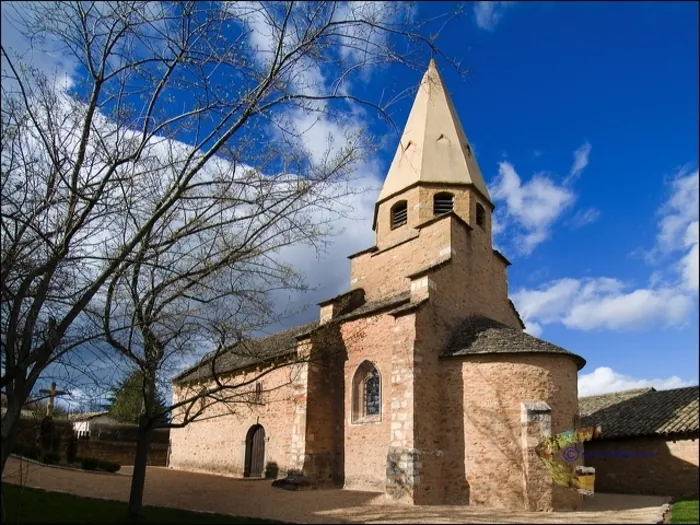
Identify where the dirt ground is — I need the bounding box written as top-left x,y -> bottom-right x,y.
2,456 -> 670,524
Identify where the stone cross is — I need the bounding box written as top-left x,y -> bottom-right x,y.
38,382 -> 69,418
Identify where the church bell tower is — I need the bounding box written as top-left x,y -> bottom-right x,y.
372,59 -> 494,251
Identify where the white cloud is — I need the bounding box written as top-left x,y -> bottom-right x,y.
512,277 -> 695,333
1,2 -> 392,388
279,109 -> 365,167
473,1 -> 514,31
4,61 -> 381,382
654,167 -> 699,292
657,167 -> 699,250
523,321 -> 543,338
680,221 -> 699,292
0,2 -> 77,90
512,165 -> 699,337
489,161 -> 575,255
564,141 -> 591,185
332,2 -> 392,62
565,287 -> 693,331
579,366 -> 697,397
491,213 -> 505,236
567,207 -> 600,229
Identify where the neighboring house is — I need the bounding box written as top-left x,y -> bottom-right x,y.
69,411 -> 119,438
580,386 -> 699,498
168,60 -> 587,512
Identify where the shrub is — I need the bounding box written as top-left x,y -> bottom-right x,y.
14,443 -> 40,460
41,451 -> 60,465
98,460 -> 121,473
51,432 -> 62,454
80,457 -> 99,471
39,417 -> 55,451
66,435 -> 78,464
25,446 -> 41,460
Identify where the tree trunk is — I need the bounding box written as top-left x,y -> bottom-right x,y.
1,400 -> 22,475
127,414 -> 154,517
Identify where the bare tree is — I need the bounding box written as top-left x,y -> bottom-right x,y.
1,0 -> 465,515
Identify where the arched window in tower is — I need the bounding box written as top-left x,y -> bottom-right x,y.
433,192 -> 454,216
476,202 -> 486,229
351,361 -> 381,423
390,200 -> 408,229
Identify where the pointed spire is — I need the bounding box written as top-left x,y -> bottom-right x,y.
376,60 -> 491,204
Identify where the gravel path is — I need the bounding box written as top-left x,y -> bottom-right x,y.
2,456 -> 669,524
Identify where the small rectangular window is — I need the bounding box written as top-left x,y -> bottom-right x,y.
255,382 -> 263,404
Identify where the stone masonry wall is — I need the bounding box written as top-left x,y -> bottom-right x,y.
416,186 -> 471,226
385,312 -> 419,501
359,187 -> 524,504
374,185 -> 492,250
408,308 -> 445,505
358,186 -> 504,304
168,363 -> 302,478
79,440 -> 168,467
440,354 -> 581,511
374,187 -> 422,250
350,216 -> 454,302
584,435 -> 699,498
341,314 -> 394,492
302,327 -> 347,486
428,220 -> 520,330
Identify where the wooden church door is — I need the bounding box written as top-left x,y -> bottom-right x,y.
244,425 -> 265,477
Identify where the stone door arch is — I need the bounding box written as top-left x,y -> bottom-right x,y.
244,424 -> 265,477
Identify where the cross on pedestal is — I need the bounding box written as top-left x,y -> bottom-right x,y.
38,382 -> 69,418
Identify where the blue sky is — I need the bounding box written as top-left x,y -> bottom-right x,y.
1,1 -> 697,406
422,1 -> 699,394
333,0 -> 698,396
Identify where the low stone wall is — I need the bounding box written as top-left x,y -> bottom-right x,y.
75,440 -> 168,467
11,417 -> 169,467
13,416 -> 74,444
584,434 -> 698,498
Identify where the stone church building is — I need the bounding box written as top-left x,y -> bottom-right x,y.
169,60 -> 586,512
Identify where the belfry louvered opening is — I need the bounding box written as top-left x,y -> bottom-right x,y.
476,203 -> 486,228
433,192 -> 454,216
390,200 -> 408,229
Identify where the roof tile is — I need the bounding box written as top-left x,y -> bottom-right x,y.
174,321 -> 318,384
441,316 -> 586,370
174,292 -> 412,384
579,386 -> 699,439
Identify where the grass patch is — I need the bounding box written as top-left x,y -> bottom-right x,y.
1,483 -> 285,524
671,499 -> 699,524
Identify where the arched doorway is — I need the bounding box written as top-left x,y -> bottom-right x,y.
244,424 -> 265,477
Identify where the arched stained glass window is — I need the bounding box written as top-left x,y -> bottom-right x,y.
364,369 -> 380,416
351,361 -> 382,423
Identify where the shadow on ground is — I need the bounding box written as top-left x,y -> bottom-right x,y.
2,457 -> 669,524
